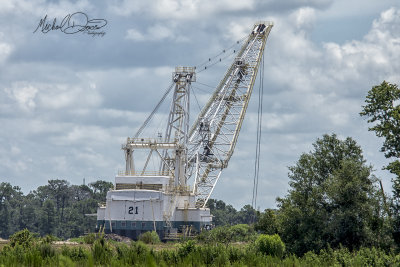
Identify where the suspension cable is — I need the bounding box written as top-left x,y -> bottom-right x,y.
133,82 -> 174,138
252,53 -> 265,210
190,86 -> 203,113
195,81 -> 215,89
194,34 -> 248,74
196,50 -> 237,74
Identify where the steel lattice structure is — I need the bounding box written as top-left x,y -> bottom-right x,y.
122,22 -> 273,209
99,22 -> 274,240
187,22 -> 273,208
161,67 -> 195,187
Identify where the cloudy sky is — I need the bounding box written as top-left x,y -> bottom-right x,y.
1,0 -> 399,210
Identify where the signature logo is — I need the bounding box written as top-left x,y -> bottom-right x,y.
33,12 -> 107,37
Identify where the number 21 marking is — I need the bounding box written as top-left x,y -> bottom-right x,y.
128,206 -> 139,214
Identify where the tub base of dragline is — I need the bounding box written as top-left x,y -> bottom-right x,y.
96,175 -> 213,240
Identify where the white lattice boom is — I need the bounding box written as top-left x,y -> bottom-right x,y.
188,22 -> 273,208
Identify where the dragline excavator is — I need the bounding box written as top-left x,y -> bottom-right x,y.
96,22 -> 273,239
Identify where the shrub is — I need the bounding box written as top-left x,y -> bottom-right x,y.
158,248 -> 179,265
38,242 -> 55,258
58,255 -> 75,267
41,234 -> 59,244
199,244 -> 228,266
139,231 -> 160,244
177,240 -> 197,258
9,229 -> 37,249
23,246 -> 43,266
62,246 -> 89,262
227,245 -> 245,263
199,226 -> 234,245
127,241 -> 154,264
92,238 -> 114,265
84,233 -> 96,244
198,224 -> 256,245
255,234 -> 285,258
230,224 -> 255,242
302,251 -> 323,266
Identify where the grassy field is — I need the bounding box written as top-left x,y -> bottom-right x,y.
2,230 -> 400,266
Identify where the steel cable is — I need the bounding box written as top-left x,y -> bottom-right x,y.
134,82 -> 174,138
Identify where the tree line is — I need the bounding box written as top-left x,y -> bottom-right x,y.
0,180 -> 113,239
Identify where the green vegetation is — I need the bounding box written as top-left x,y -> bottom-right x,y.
0,180 -> 113,239
3,229 -> 400,266
361,81 -> 400,247
138,231 -> 160,244
360,81 -> 400,178
197,224 -> 256,245
9,229 -> 37,249
207,199 -> 258,226
254,234 -> 285,258
277,134 -> 389,255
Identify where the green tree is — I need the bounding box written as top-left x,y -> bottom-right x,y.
360,81 -> 400,177
18,192 -> 40,233
47,179 -> 70,223
277,134 -> 385,255
38,199 -> 56,236
360,81 -> 400,246
207,199 -> 238,226
325,160 -> 379,249
0,183 -> 23,238
89,180 -> 113,202
207,199 -> 260,226
236,204 -> 258,224
255,209 -> 278,235
0,179 -> 113,239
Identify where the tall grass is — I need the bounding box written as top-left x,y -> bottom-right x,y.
2,230 -> 400,266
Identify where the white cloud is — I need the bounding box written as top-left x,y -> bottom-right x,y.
51,125 -> 111,146
321,8 -> 400,87
291,7 -> 316,31
0,42 -> 12,63
5,83 -> 38,111
126,28 -> 146,41
111,0 -> 254,20
4,80 -> 102,112
263,113 -> 299,130
221,20 -> 254,41
126,24 -> 188,42
38,84 -> 102,110
50,156 -> 68,172
0,0 -> 93,17
267,6 -> 400,97
10,146 -> 21,155
316,0 -> 398,20
108,0 -> 146,16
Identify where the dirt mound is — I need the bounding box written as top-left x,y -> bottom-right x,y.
54,241 -> 79,245
104,233 -> 132,243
